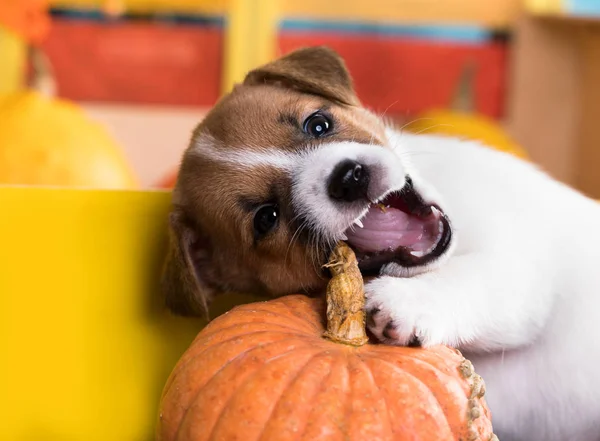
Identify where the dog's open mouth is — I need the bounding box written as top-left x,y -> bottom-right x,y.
343,179 -> 452,275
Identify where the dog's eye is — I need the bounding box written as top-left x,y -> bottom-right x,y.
303,112 -> 332,138
253,204 -> 279,239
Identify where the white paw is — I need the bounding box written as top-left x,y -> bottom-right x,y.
365,276 -> 454,347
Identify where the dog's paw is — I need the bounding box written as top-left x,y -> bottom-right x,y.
365,276 -> 452,347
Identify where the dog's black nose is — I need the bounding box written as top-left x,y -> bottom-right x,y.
328,159 -> 370,202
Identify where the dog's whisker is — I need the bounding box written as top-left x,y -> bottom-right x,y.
308,233 -> 319,276
307,226 -> 331,279
410,123 -> 455,136
285,218 -> 309,266
378,100 -> 399,123
397,117 -> 435,133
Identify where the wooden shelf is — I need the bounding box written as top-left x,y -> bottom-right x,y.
507,15 -> 600,197
525,0 -> 600,22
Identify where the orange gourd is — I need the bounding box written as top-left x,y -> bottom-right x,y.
0,0 -> 50,44
157,243 -> 496,441
155,169 -> 178,189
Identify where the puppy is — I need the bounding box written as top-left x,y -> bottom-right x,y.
163,47 -> 600,441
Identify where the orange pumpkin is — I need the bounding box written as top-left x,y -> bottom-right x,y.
157,244 -> 495,441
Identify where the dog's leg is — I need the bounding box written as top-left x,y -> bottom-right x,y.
365,253 -> 555,351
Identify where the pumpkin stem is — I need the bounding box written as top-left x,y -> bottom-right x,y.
29,45 -> 57,98
322,242 -> 369,347
451,61 -> 477,114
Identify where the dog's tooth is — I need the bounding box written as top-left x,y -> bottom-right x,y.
354,219 -> 364,228
340,233 -> 348,241
431,206 -> 441,216
410,250 -> 425,258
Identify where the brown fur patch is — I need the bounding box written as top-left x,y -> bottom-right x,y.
194,85 -> 386,152
162,46 -> 390,316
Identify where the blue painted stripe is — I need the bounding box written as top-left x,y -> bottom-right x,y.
49,8 -> 224,27
49,8 -> 500,43
567,0 -> 600,16
279,19 -> 494,43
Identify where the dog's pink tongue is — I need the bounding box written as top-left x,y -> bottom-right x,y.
345,206 -> 431,253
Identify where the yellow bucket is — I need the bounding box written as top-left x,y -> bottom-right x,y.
0,186 -> 259,440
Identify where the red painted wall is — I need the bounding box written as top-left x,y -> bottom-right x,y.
279,33 -> 507,118
42,20 -> 507,118
41,20 -> 223,106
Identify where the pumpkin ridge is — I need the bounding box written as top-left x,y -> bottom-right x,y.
172,341 -> 314,441
169,335 -> 310,398
254,350 -> 329,441
368,357 -> 456,439
368,352 -> 464,405
178,322 -> 307,355
274,293 -> 318,309
365,349 -> 461,391
299,353 -> 351,440
202,347 -> 320,441
262,354 -> 337,441
366,345 -> 462,379
379,347 -> 480,409
189,320 -> 315,347
247,299 -> 323,330
163,332 -> 310,399
381,350 -> 463,374
294,354 -> 338,441
202,305 -> 319,335
355,353 -> 396,440
238,306 -> 318,331
172,305 -> 327,375
345,354 -> 396,440
274,295 -> 325,325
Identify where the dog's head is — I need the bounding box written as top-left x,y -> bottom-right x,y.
163,47 -> 453,316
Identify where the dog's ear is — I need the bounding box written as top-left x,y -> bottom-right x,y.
161,209 -> 214,318
244,46 -> 360,106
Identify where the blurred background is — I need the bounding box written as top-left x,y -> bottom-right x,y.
2,0 -> 600,195
2,1 -> 600,440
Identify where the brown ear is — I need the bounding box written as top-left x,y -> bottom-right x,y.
244,46 -> 360,106
161,209 -> 214,318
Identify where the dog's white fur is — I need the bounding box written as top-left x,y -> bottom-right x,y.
190,137 -> 297,170
292,141 -> 406,242
360,128 -> 600,441
188,111 -> 600,440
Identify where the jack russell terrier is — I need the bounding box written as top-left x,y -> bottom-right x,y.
162,47 -> 600,441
